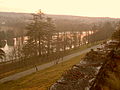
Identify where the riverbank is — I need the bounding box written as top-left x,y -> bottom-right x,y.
50,48 -> 106,90
0,54 -> 85,90
50,40 -> 120,90
0,41 -> 101,79
90,53 -> 120,90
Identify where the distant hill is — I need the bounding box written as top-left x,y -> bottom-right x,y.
0,12 -> 120,34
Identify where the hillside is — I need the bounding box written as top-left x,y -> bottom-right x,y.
0,12 -> 120,33
50,41 -> 120,90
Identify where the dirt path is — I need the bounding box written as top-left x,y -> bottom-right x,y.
0,45 -> 99,83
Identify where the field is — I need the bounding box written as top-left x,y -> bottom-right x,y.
0,54 -> 85,90
0,41 -> 100,79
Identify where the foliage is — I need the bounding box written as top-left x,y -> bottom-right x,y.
106,71 -> 120,90
22,10 -> 56,58
112,27 -> 120,41
89,22 -> 115,42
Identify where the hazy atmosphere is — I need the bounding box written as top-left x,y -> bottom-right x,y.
0,0 -> 120,90
0,0 -> 120,18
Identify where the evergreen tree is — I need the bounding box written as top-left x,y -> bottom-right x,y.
22,10 -> 55,58
112,26 -> 120,42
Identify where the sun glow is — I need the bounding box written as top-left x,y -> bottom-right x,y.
0,0 -> 120,18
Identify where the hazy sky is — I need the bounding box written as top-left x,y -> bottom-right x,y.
0,0 -> 120,18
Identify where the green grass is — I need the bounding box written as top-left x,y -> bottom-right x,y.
0,54 -> 85,90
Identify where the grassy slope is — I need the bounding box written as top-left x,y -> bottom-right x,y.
101,59 -> 120,90
0,41 -> 101,79
0,54 -> 85,90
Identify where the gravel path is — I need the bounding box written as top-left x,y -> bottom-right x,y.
0,45 -> 99,83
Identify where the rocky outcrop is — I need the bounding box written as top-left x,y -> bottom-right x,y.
90,51 -> 120,90
50,50 -> 106,90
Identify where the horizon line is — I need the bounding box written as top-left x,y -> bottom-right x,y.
0,11 -> 120,19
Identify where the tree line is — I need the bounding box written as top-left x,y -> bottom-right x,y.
19,10 -> 97,61
0,10 -> 119,75
0,10 -> 117,63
